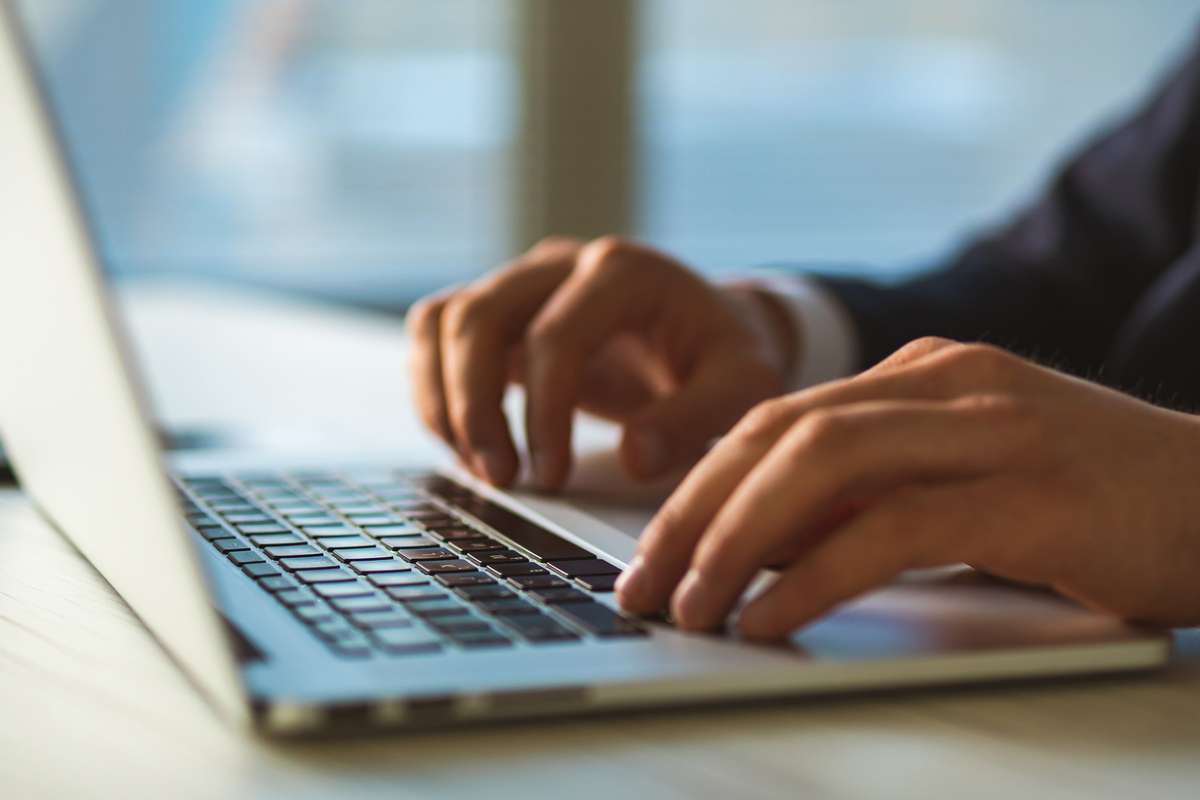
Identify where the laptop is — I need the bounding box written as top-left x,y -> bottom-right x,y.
0,4 -> 1169,735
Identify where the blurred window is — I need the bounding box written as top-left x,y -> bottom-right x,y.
17,1 -> 1200,303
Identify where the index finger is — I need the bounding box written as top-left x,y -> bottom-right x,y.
438,244 -> 576,483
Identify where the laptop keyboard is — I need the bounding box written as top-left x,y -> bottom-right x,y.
174,471 -> 647,658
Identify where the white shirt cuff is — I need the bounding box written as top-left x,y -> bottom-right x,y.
742,272 -> 861,390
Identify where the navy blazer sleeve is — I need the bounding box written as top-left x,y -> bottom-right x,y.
813,32 -> 1200,378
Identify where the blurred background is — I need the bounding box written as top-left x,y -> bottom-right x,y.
17,0 -> 1200,309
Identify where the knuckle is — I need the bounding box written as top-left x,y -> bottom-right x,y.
733,398 -> 792,443
897,336 -> 957,359
440,292 -> 493,339
941,342 -> 1017,382
879,336 -> 957,368
405,295 -> 444,335
787,408 -> 850,455
577,235 -> 638,279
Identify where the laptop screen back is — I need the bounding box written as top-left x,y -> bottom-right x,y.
0,4 -> 246,721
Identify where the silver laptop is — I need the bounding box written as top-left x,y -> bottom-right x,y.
0,4 -> 1169,735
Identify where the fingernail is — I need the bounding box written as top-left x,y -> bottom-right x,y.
616,556 -> 647,607
672,569 -> 710,629
473,450 -> 506,485
631,428 -> 669,476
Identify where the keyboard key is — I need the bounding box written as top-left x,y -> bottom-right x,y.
251,533 -> 303,547
334,504 -> 387,515
280,555 -> 339,571
287,514 -> 339,526
529,587 -> 591,604
450,540 -> 505,554
348,514 -> 395,526
293,604 -> 336,624
486,562 -> 546,578
428,618 -> 492,634
227,550 -> 263,565
449,632 -> 513,649
500,614 -> 580,642
372,627 -> 442,655
403,507 -> 452,520
312,581 -> 376,599
351,559 -> 413,574
197,526 -> 231,541
224,513 -> 272,525
273,505 -> 324,517
508,575 -> 569,590
399,548 -> 457,562
576,574 -> 620,592
409,603 -> 471,619
546,558 -> 622,578
258,575 -> 298,592
349,610 -> 413,629
433,572 -> 495,588
265,544 -> 320,558
368,572 -> 428,588
363,524 -> 424,536
330,594 -> 391,613
319,626 -> 372,650
236,523 -> 289,535
242,562 -> 280,579
211,537 -> 246,553
380,536 -> 438,550
477,598 -> 542,616
276,588 -> 316,606
454,584 -> 515,601
469,551 -> 527,567
433,528 -> 488,543
386,587 -> 449,603
209,502 -> 255,513
294,568 -> 355,584
335,546 -> 393,562
419,560 -> 478,576
553,602 -> 647,638
316,534 -> 374,549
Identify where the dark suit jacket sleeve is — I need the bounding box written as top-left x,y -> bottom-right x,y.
810,32 -> 1200,375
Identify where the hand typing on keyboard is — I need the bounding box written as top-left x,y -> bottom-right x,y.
615,338 -> 1200,638
405,236 -> 793,490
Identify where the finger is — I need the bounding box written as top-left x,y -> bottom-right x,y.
736,482 -> 989,639
619,347 -> 782,480
523,238 -> 682,490
574,336 -> 665,420
406,292 -> 454,445
617,356 -> 999,615
668,396 -> 1032,631
440,250 -> 575,485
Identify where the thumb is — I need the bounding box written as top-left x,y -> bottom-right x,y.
619,352 -> 782,480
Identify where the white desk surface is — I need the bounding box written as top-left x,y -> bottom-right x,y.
2,281 -> 1198,799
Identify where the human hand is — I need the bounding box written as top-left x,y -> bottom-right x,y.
406,237 -> 793,490
616,337 -> 1200,637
